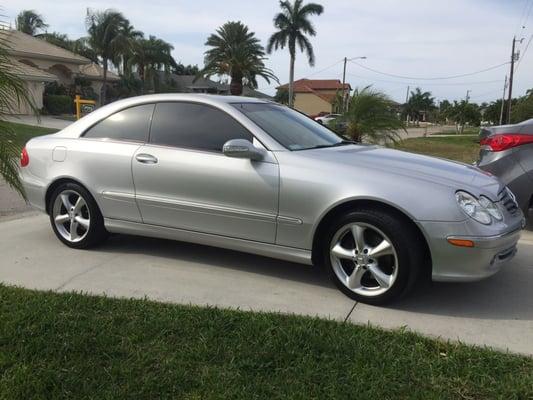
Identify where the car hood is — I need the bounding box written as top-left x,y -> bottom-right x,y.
302,145 -> 503,197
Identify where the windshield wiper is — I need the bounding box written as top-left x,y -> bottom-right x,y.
331,140 -> 357,147
298,140 -> 357,151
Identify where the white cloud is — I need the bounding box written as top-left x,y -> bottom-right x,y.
2,0 -> 531,102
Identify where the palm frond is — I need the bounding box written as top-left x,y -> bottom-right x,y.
341,87 -> 405,145
267,1 -> 323,67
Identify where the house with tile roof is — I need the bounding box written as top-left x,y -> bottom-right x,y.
159,73 -> 272,99
1,29 -> 119,113
277,79 -> 351,115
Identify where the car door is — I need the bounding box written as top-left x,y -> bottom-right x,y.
77,103 -> 155,223
132,101 -> 279,243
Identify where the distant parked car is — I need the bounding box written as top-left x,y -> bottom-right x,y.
315,113 -> 341,125
478,119 -> 533,218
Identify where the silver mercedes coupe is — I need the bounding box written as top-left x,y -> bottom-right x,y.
20,94 -> 525,304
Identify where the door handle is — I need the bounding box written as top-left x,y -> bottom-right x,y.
135,153 -> 158,164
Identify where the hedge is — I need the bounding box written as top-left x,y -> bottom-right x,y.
44,95 -> 73,115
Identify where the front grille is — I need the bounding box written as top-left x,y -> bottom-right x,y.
498,187 -> 519,215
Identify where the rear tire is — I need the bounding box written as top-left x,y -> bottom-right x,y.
49,182 -> 108,249
321,208 -> 424,305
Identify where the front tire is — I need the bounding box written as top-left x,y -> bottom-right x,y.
49,182 -> 108,249
321,208 -> 423,305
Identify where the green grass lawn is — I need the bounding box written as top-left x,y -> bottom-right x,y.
1,285 -> 532,399
394,136 -> 480,163
1,121 -> 58,149
429,127 -> 480,136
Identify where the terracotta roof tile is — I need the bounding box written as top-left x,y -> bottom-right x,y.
277,79 -> 351,92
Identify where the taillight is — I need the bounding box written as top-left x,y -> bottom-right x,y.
20,147 -> 29,167
480,134 -> 533,152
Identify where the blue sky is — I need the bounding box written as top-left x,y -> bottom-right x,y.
3,0 -> 533,103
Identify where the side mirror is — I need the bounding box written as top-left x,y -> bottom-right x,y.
222,139 -> 264,161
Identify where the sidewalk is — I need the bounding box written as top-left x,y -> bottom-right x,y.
4,115 -> 73,130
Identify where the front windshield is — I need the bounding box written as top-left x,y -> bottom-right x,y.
232,102 -> 344,150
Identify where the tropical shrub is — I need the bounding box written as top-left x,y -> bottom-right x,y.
0,32 -> 36,197
337,86 -> 405,144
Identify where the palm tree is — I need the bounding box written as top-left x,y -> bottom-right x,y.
405,87 -> 435,125
198,21 -> 278,95
129,35 -> 177,93
70,37 -> 99,63
119,22 -> 144,77
267,0 -> 324,108
0,32 -> 36,198
338,87 -> 405,144
85,9 -> 131,103
16,10 -> 48,36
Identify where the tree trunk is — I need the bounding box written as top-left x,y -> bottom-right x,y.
230,72 -> 243,95
139,65 -> 145,94
289,53 -> 295,108
102,58 -> 108,105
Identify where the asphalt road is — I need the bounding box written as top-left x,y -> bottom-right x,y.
1,213 -> 532,355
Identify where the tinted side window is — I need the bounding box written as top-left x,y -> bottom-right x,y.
150,102 -> 253,152
83,104 -> 155,142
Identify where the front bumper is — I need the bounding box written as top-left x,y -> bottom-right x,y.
419,219 -> 524,282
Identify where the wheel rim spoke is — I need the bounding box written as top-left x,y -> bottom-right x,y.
75,216 -> 90,229
351,225 -> 366,252
60,193 -> 73,210
55,214 -> 70,224
69,220 -> 79,241
331,243 -> 354,259
368,264 -> 391,288
368,239 -> 394,259
73,196 -> 86,213
347,265 -> 365,289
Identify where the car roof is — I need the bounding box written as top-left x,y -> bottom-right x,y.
51,93 -> 278,141
123,93 -> 271,105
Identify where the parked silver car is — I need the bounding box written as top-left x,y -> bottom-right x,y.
478,119 -> 533,219
20,94 -> 525,304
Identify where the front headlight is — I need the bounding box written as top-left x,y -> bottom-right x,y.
479,195 -> 503,221
455,191 -> 492,225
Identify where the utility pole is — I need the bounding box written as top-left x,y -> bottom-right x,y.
340,56 -> 366,113
507,36 -> 522,124
405,85 -> 410,126
465,90 -> 471,103
499,75 -> 508,125
341,57 -> 347,113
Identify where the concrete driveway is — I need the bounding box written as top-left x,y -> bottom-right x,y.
0,213 -> 532,355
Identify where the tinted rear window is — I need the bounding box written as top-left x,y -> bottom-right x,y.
83,104 -> 154,142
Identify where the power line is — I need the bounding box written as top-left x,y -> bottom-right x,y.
300,58 -> 344,80
348,60 -> 510,81
255,59 -> 344,91
515,0 -> 532,37
344,70 -> 502,87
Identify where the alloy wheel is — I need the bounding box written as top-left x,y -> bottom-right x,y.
52,189 -> 91,243
329,222 -> 398,297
